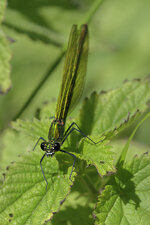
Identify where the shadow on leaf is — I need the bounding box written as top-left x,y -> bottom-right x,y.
109,164 -> 140,208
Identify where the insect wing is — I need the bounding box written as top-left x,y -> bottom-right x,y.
55,24 -> 89,121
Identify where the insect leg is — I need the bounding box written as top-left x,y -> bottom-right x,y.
63,122 -> 77,137
62,127 -> 103,145
40,153 -> 48,190
33,137 -> 46,151
59,149 -> 76,181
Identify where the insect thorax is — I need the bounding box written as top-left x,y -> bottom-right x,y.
48,118 -> 65,141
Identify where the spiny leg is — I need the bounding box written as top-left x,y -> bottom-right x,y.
63,122 -> 77,137
62,125 -> 103,145
59,149 -> 76,181
61,123 -> 104,181
40,153 -> 48,190
33,137 -> 46,151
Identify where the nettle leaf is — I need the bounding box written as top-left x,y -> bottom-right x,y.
81,139 -> 115,175
94,152 -> 150,225
11,101 -> 57,140
0,118 -> 77,224
2,77 -> 150,224
47,191 -> 95,225
0,151 -> 76,225
79,77 -> 150,140
67,77 -> 150,176
11,77 -> 150,180
11,118 -> 50,141
66,136 -> 116,176
0,0 -> 11,94
0,129 -> 30,173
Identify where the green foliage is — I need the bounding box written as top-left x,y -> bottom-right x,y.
0,151 -> 75,224
79,78 -> 150,138
0,129 -> 29,174
94,153 -> 150,225
1,77 -> 150,224
1,0 -> 150,224
1,0 -> 150,136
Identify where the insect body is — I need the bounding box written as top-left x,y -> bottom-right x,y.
41,119 -> 64,157
34,24 -> 93,189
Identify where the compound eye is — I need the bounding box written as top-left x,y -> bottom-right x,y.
41,142 -> 46,151
54,142 -> 60,151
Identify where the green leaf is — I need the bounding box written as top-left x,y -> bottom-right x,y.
4,1 -> 93,45
0,0 -> 11,94
4,76 -> 150,223
75,139 -> 116,176
94,152 -> 150,225
46,164 -> 100,225
0,151 -> 76,225
11,118 -> 116,178
64,77 -> 150,176
11,77 -> 150,178
11,118 -> 50,141
47,191 -> 95,225
0,129 -> 30,173
79,77 -> 150,140
63,134 -> 114,179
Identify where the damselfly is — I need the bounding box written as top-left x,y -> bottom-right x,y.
34,24 -> 99,189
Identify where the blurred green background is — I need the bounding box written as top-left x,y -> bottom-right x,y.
1,0 -> 150,144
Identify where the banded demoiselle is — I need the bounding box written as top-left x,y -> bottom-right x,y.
34,24 -> 98,189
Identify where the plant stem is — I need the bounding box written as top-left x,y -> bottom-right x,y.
81,0 -> 105,25
117,112 -> 150,167
13,50 -> 65,120
13,0 -> 105,119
